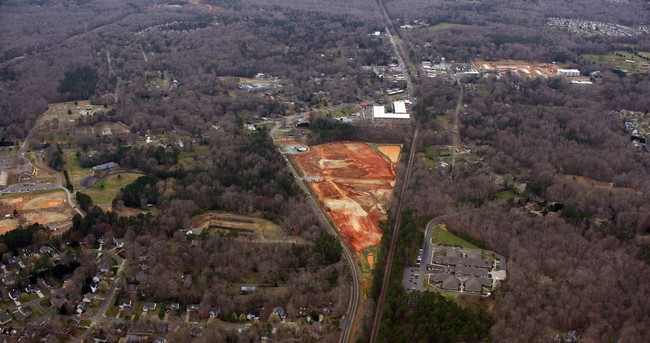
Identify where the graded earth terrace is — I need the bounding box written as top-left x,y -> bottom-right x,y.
294,142 -> 399,252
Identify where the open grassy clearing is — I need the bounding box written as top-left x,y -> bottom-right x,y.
218,76 -> 274,86
431,223 -> 479,249
581,50 -> 649,74
426,22 -> 466,32
495,190 -> 516,200
177,145 -> 209,169
83,173 -> 141,208
314,105 -> 358,118
67,153 -> 91,188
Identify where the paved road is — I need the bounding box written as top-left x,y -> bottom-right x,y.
270,118 -> 360,343
71,250 -> 126,343
2,182 -> 59,194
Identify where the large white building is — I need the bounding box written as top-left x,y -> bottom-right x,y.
557,69 -> 580,77
371,104 -> 410,120
393,100 -> 407,115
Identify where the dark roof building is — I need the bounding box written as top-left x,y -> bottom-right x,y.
273,306 -> 287,319
0,314 -> 11,325
464,276 -> 483,293
442,275 -> 460,290
455,265 -> 490,278
92,162 -> 118,172
142,302 -> 157,312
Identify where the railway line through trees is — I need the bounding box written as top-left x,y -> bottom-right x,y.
368,1 -> 434,342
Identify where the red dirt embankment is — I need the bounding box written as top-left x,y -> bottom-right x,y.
294,142 -> 398,252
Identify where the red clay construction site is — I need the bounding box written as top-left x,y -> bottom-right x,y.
294,142 -> 399,252
473,59 -> 559,77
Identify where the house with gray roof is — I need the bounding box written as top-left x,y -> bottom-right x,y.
464,277 -> 483,293
442,275 -> 460,290
455,265 -> 490,278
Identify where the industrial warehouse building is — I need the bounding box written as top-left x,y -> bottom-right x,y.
557,69 -> 580,77
370,100 -> 410,121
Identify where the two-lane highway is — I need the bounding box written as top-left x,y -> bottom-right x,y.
270,119 -> 360,343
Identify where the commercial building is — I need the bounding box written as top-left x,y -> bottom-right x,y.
557,69 -> 580,77
371,103 -> 410,120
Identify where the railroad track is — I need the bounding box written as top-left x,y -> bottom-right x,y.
368,1 -> 427,342
368,121 -> 420,343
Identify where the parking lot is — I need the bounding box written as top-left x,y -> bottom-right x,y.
2,182 -> 58,194
402,247 -> 426,292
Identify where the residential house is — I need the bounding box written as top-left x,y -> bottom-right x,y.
113,322 -> 125,334
209,307 -> 220,318
76,302 -> 87,314
247,310 -> 261,321
273,306 -> 287,320
186,304 -> 200,312
50,297 -> 67,309
113,238 -> 125,248
153,337 -> 167,343
2,274 -> 17,286
240,285 -> 256,295
442,275 -> 460,291
0,314 -> 11,325
454,265 -> 490,278
8,288 -> 20,301
93,273 -> 102,283
39,246 -> 56,255
143,302 -> 157,312
93,330 -> 108,343
464,276 -> 483,293
166,303 -> 180,312
25,284 -> 40,294
119,299 -> 132,308
83,293 -> 95,303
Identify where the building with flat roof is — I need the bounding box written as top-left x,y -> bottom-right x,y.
393,100 -> 407,115
371,104 -> 410,120
557,69 -> 580,77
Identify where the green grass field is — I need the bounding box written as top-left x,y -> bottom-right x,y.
315,105 -> 357,118
177,145 -> 209,168
83,173 -> 142,208
581,50 -> 649,74
426,22 -> 466,32
67,154 -> 92,188
495,190 -> 516,200
431,224 -> 479,249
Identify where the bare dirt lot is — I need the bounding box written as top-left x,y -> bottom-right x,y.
294,142 -> 397,252
191,212 -> 299,241
473,59 -> 559,77
0,190 -> 75,231
378,145 -> 401,163
0,219 -> 18,235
